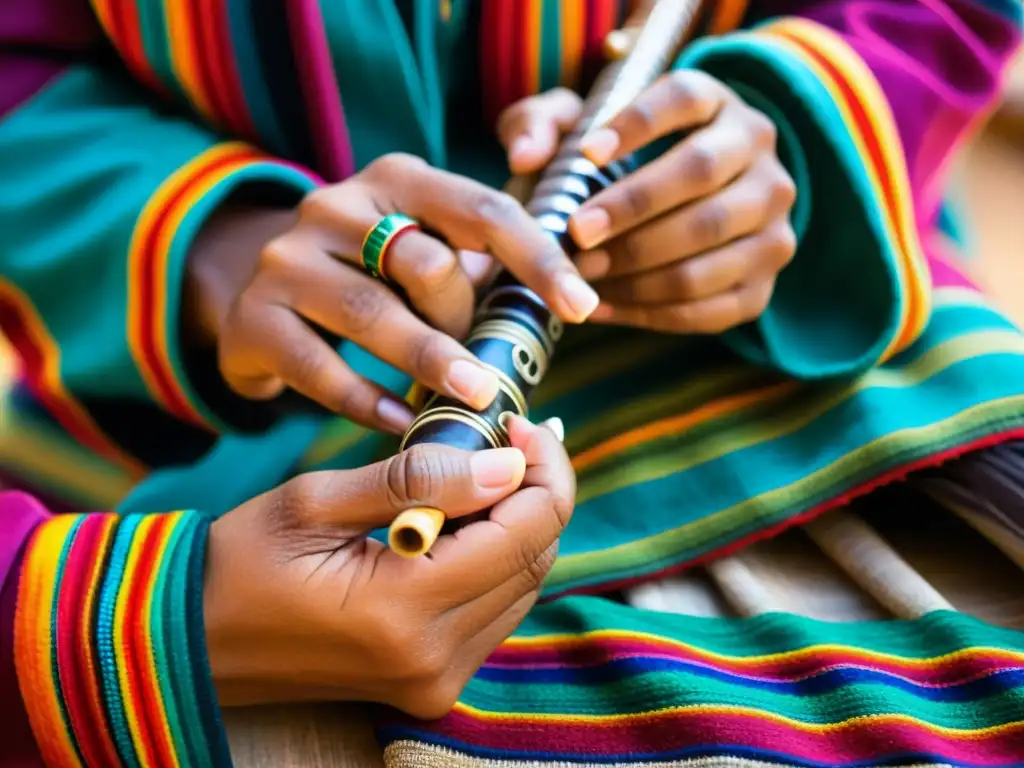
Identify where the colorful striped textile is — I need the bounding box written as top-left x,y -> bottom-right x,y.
378,599 -> 1024,767
13,509 -> 230,767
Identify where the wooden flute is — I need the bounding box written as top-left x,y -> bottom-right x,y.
387,0 -> 706,557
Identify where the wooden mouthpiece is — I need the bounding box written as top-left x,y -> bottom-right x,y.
388,506 -> 447,557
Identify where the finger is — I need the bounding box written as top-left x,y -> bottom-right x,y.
589,278 -> 776,334
263,247 -> 501,411
579,69 -> 729,168
505,415 -> 575,504
278,443 -> 527,530
447,560 -> 547,656
576,161 -> 796,279
299,186 -> 478,339
497,89 -> 584,175
570,106 -> 759,250
364,155 -> 600,324
593,219 -> 797,305
221,300 -> 415,433
422,419 -> 574,604
381,230 -> 476,338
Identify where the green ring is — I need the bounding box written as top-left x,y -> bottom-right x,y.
361,213 -> 419,279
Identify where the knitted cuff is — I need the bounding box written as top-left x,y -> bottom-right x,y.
13,511 -> 232,767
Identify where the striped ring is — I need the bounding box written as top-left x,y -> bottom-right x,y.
361,213 -> 420,280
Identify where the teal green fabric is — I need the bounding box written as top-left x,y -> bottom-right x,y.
0,65 -> 316,436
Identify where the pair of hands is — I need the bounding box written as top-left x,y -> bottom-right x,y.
188,70 -> 797,435
196,70 -> 796,716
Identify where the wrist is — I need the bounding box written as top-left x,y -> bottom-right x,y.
185,204 -> 298,346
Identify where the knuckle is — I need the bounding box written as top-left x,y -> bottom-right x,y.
747,110 -> 778,147
692,200 -> 729,246
618,182 -> 654,221
769,172 -> 798,211
258,236 -> 296,272
412,249 -> 460,292
285,344 -> 327,391
682,144 -> 720,189
385,445 -> 456,505
297,187 -> 335,223
619,100 -> 658,139
471,190 -> 522,230
409,333 -> 448,381
368,152 -> 425,180
337,282 -> 385,334
673,262 -> 703,300
666,70 -> 718,118
767,223 -> 797,265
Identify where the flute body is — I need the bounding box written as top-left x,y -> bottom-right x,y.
389,0 -> 705,557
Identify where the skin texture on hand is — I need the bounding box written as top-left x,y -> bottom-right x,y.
497,72 -> 798,335
185,155 -> 601,435
202,415 -> 574,719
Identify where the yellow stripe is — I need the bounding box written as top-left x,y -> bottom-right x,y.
561,0 -> 585,88
140,514 -> 183,768
503,627 -> 1024,668
525,0 -> 543,96
112,515 -> 160,761
15,516 -> 84,768
163,0 -> 215,119
757,21 -> 931,359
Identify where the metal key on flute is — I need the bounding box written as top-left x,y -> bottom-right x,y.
388,0 -> 705,557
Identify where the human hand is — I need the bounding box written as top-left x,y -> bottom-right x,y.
202,415 -> 573,718
499,72 -> 797,335
186,154 -> 600,434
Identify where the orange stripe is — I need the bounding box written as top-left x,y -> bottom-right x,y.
127,143 -> 261,426
0,282 -> 145,477
707,0 -> 751,35
524,0 -> 543,97
571,380 -> 800,472
164,0 -> 216,119
561,0 -> 586,88
14,516 -> 84,768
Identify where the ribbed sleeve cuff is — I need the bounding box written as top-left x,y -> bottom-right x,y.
127,142 -> 321,433
676,19 -> 932,379
14,510 -> 232,767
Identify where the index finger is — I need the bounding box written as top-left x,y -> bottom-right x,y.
419,417 -> 575,603
372,156 -> 600,324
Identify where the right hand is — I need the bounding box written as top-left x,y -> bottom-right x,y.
189,153 -> 600,434
203,415 -> 574,718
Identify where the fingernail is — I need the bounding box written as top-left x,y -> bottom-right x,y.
540,417 -> 565,443
558,273 -> 601,322
570,208 -> 611,250
576,250 -> 611,281
580,128 -> 620,166
471,448 -> 526,489
376,398 -> 415,433
447,360 -> 500,409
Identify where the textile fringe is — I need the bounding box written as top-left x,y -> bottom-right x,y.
383,742 -> 954,768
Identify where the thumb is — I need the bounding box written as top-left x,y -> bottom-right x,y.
272,444 -> 527,530
496,88 -> 584,175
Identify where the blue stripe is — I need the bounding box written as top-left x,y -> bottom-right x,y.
473,656 -> 1024,702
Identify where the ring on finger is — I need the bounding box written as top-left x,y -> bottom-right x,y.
361,212 -> 420,280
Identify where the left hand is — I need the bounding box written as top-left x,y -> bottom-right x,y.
498,71 -> 798,335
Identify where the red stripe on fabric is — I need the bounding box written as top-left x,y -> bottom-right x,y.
545,426 -> 1024,600
54,516 -> 114,766
123,516 -> 176,768
135,151 -> 260,424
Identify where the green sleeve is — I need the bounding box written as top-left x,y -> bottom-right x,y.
0,64 -> 319,471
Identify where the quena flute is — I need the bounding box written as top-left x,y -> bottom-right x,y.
388,0 -> 706,557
